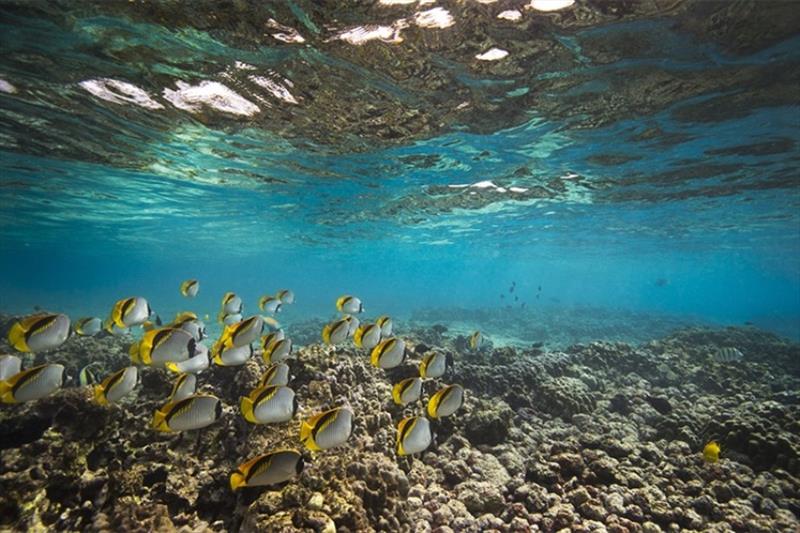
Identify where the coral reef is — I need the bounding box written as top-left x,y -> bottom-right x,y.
1,313 -> 799,532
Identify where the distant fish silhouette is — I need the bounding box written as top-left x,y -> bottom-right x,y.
514,295 -> 519,302
500,294 -> 505,299
654,278 -> 669,287
521,302 -> 526,309
537,285 -> 541,292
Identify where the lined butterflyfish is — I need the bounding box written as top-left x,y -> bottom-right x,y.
353,323 -> 381,350
180,279 -> 199,298
111,296 -> 152,328
261,330 -> 285,352
336,295 -> 363,314
258,295 -> 282,314
178,319 -> 207,342
169,372 -> 197,403
262,337 -> 293,365
166,342 -> 210,374
392,377 -> 422,406
130,327 -> 196,367
396,415 -> 432,456
299,407 -> 353,451
78,362 -> 100,386
0,355 -> 22,381
276,289 -> 295,305
427,384 -> 464,419
74,317 -> 102,337
220,315 -> 264,348
221,292 -> 243,315
0,363 -> 64,403
230,449 -> 304,491
419,351 -> 448,379
93,366 -> 138,406
7,313 -> 70,353
375,315 -> 393,338
371,337 -> 406,369
322,318 -> 350,345
151,393 -> 222,432
259,363 -> 291,388
240,384 -> 297,424
343,314 -> 360,337
218,312 -> 243,326
212,340 -> 253,367
468,331 -> 482,350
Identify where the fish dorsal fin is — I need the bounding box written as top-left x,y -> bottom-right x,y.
252,384 -> 280,407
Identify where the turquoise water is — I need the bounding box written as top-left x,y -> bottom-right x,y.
1,2 -> 799,339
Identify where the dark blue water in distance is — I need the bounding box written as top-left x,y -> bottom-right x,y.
0,2 -> 798,341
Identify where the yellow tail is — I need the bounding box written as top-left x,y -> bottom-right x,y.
240,396 -> 257,423
7,322 -> 30,352
93,384 -> 109,406
230,472 -> 246,491
0,380 -> 15,403
165,362 -> 180,373
321,324 -> 332,344
151,409 -> 168,431
392,382 -> 403,405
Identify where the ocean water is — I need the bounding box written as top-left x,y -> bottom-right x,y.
1,1 -> 799,531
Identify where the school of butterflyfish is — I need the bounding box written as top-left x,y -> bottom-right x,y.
1,280 -> 479,492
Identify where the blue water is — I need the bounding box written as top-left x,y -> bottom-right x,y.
0,3 -> 799,341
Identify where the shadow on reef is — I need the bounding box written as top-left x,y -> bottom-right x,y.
1,313 -> 799,532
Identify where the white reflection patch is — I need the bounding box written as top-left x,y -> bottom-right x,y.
529,0 -> 575,12
336,21 -> 408,45
267,19 -> 306,43
79,78 -> 163,109
498,10 -> 522,21
0,79 -> 17,94
249,75 -> 299,105
163,81 -> 260,116
413,8 -> 455,29
475,48 -> 509,61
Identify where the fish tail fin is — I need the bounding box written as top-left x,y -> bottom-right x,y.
391,383 -> 402,405
321,324 -> 331,344
240,396 -> 257,423
353,328 -> 364,348
230,472 -> 246,491
93,385 -> 108,406
7,322 -> 30,352
151,409 -> 167,431
0,380 -> 14,403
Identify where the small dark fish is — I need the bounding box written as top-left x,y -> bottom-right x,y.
500,294 -> 505,299
645,395 -> 672,415
537,285 -> 541,292
521,302 -> 526,309
654,278 -> 669,287
536,294 -> 540,300
506,305 -> 511,310
33,305 -> 41,311
514,295 -> 519,302
509,286 -> 514,293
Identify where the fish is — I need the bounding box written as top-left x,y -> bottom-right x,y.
391,377 -> 422,406
0,355 -> 22,381
180,279 -> 199,298
343,315 -> 360,337
258,295 -> 282,314
93,366 -> 138,406
211,340 -> 253,367
336,295 -> 363,314
714,347 -> 743,362
427,384 -> 464,419
220,316 -> 264,348
419,351 -> 448,379
78,363 -> 100,386
130,327 -> 196,367
218,312 -> 243,326
259,363 -> 291,388
370,337 -> 406,369
151,393 -> 222,432
221,292 -> 243,315
299,407 -> 353,451
230,449 -> 305,491
276,289 -> 295,305
654,278 -> 669,287
74,317 -> 102,337
177,318 -> 207,342
111,296 -> 152,328
240,384 -> 297,424
168,373 -> 197,403
262,338 -> 293,365
7,313 -> 71,353
396,415 -> 432,456
165,342 -> 210,374
353,323 -> 381,350
0,363 -> 64,403
468,331 -> 482,350
703,440 -> 721,463
322,318 -> 350,345
375,315 -> 393,337
261,330 -> 286,352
